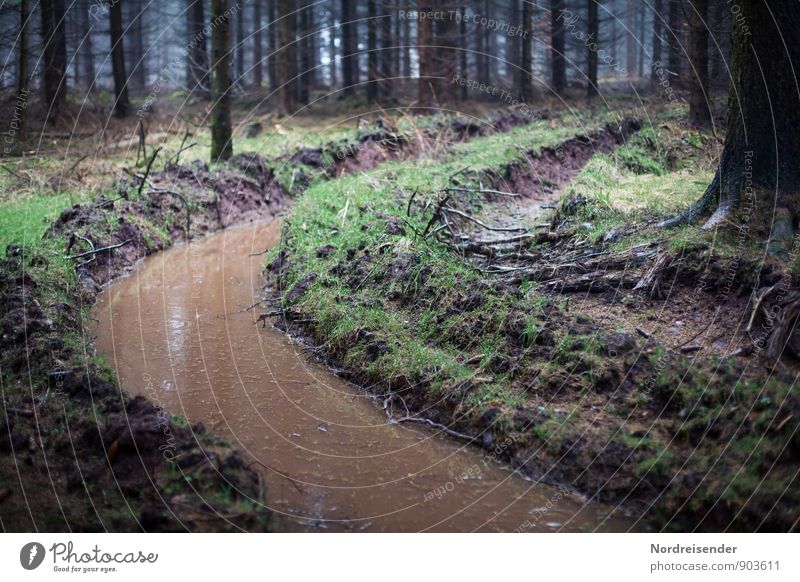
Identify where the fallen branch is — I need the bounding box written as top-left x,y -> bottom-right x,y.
67,239 -> 131,261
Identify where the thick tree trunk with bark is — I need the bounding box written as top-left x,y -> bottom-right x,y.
380,0 -> 393,96
341,0 -> 358,97
660,0 -> 800,244
651,0 -> 663,84
41,0 -> 67,123
550,0 -> 566,93
667,0 -> 683,81
586,0 -> 598,98
687,0 -> 711,127
367,0 -> 379,102
210,0 -> 232,161
17,0 -> 29,136
433,2 -> 457,105
276,0 -> 296,113
129,0 -> 146,93
417,0 -> 434,107
187,0 -> 209,97
253,0 -> 263,87
298,4 -> 311,105
109,0 -> 130,117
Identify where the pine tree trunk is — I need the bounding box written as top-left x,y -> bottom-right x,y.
328,7 -> 338,87
130,0 -> 146,93
341,0 -> 358,97
417,0 -> 434,107
667,0 -> 683,80
187,0 -> 209,98
367,0 -> 379,102
687,0 -> 710,127
586,0 -> 598,98
276,0 -> 296,113
298,4 -> 310,105
253,0 -> 263,87
459,6 -> 468,101
268,1 -> 278,91
380,0 -> 393,96
210,0 -> 232,161
550,0 -> 566,93
109,0 -> 130,117
15,0 -> 29,139
434,1 -> 456,104
651,0 -> 663,83
80,0 -> 95,88
660,0 -> 800,240
41,0 -> 67,123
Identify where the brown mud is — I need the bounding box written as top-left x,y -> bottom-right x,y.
0,109 -> 549,531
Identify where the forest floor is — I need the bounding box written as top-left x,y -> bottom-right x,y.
267,100 -> 800,532
1,94 -> 798,531
0,96 -> 544,531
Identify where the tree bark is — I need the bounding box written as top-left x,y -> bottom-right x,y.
341,0 -> 358,97
80,0 -> 95,88
129,0 -> 147,93
210,0 -> 233,161
253,0 -> 263,87
298,3 -> 311,105
434,1 -> 456,104
459,6 -> 468,101
417,0 -> 434,107
550,0 -> 566,93
268,0 -> 278,92
367,0 -> 379,102
380,0 -> 393,96
328,6 -> 338,87
109,0 -> 130,117
586,0 -> 598,98
687,0 -> 711,127
187,0 -> 209,98
276,0 -> 296,113
650,0 -> 663,83
659,0 -> 800,241
41,0 -> 67,123
667,0 -> 683,80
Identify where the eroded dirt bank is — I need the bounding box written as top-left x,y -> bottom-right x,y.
0,110 -> 544,531
266,118 -> 800,532
93,218 -> 634,531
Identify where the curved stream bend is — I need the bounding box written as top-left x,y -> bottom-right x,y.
94,219 -> 633,532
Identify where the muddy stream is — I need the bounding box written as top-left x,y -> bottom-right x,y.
93,218 -> 634,532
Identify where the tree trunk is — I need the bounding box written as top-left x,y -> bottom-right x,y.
586,0 -> 598,98
234,3 -> 245,82
80,0 -> 95,88
434,1 -> 456,104
626,0 -> 636,75
667,0 -> 683,80
298,4 -> 311,105
210,0 -> 233,161
268,0 -> 278,91
650,0 -> 663,83
14,0 -> 29,141
417,0 -> 434,107
41,0 -> 67,123
328,7 -> 338,87
550,0 -> 566,93
507,0 -> 519,83
659,0 -> 800,242
459,6 -> 468,101
687,0 -> 711,127
367,0 -> 379,102
341,0 -> 358,97
253,0 -> 263,87
130,0 -> 147,93
187,0 -> 209,98
277,0 -> 296,113
109,0 -> 130,117
380,0 -> 393,96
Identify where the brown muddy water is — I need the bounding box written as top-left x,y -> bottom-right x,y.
93,219 -> 635,532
